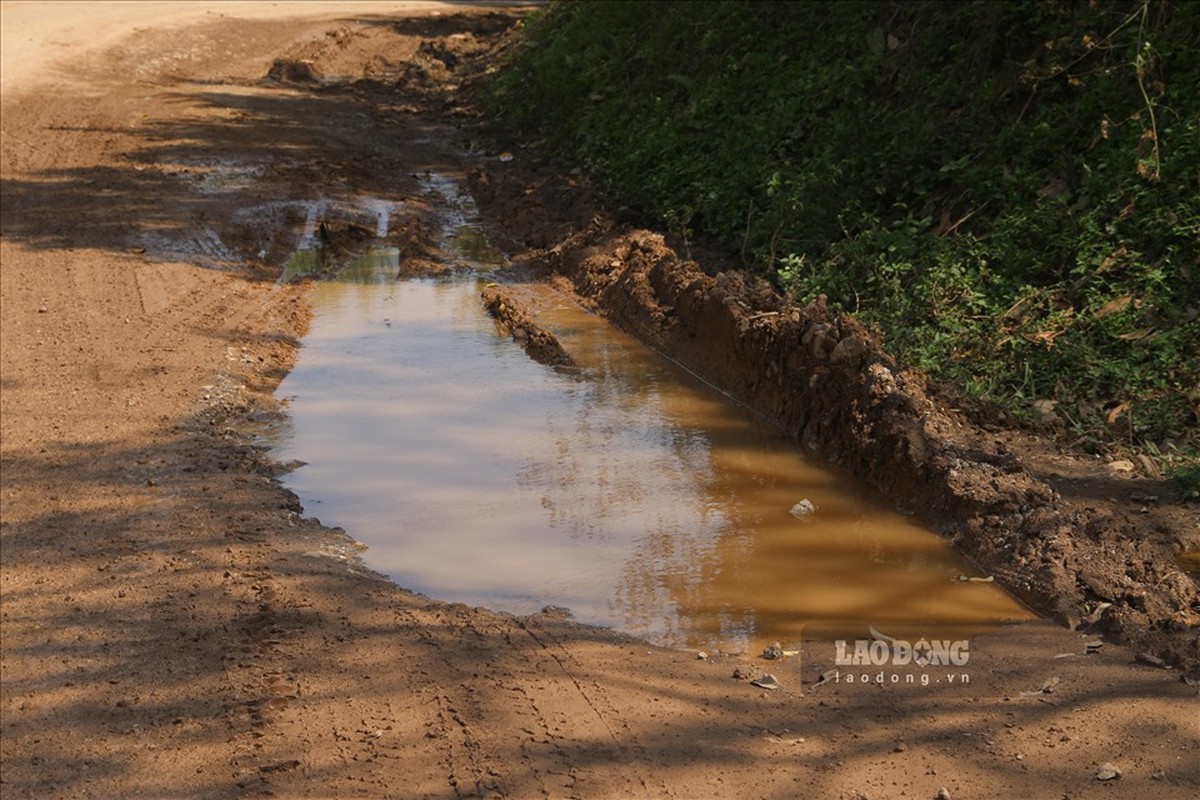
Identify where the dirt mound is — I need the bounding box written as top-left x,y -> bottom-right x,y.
481,283 -> 578,371
466,165 -> 1200,676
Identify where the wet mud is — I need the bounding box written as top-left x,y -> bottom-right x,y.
466,169 -> 1200,675
481,283 -> 577,371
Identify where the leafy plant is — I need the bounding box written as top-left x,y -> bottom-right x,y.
485,0 -> 1199,456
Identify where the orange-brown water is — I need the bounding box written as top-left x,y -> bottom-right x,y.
272,256 -> 1034,653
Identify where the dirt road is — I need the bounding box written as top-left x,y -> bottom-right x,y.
1,3 -> 1196,798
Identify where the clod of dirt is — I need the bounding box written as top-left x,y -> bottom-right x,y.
480,283 -> 577,372
265,59 -> 321,85
316,220 -> 375,253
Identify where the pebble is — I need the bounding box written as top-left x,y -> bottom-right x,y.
789,499 -> 817,519
935,789 -> 951,800
1135,651 -> 1168,669
762,641 -> 784,660
1095,761 -> 1122,781
750,673 -> 781,690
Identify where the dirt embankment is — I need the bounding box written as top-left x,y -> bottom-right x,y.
465,165 -> 1200,676
2,6 -> 1198,800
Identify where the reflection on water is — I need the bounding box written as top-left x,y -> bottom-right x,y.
273,266 -> 1034,652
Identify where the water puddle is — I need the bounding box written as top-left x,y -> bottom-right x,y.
270,179 -> 1035,653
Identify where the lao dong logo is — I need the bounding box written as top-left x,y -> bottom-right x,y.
835,632 -> 970,668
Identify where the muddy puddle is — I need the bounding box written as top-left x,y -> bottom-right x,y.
269,182 -> 1035,654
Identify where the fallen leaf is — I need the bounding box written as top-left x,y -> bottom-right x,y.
1093,295 -> 1132,319
1106,402 -> 1131,424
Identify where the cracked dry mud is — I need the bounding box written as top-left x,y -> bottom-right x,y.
2,4 -> 1197,799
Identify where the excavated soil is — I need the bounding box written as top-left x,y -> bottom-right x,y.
2,4 -> 1197,799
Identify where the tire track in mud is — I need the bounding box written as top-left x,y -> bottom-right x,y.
452,609 -> 665,799
295,600 -> 668,800
512,614 -> 674,799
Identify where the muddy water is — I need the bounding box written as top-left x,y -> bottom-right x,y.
272,247 -> 1035,652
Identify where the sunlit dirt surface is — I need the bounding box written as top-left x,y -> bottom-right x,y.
2,4 -> 1195,798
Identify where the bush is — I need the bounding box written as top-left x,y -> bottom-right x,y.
485,0 -> 1199,459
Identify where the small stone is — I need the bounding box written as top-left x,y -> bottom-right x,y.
935,789 -> 951,800
1136,651 -> 1169,669
789,499 -> 817,519
815,669 -> 839,685
1095,761 -> 1122,781
893,741 -> 907,753
750,673 -> 781,690
1031,398 -> 1059,424
762,641 -> 784,660
695,650 -> 708,660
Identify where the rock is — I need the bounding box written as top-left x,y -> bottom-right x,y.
1019,676 -> 1061,697
1135,651 -> 1169,669
1095,761 -> 1122,781
789,499 -> 817,519
814,669 -> 839,686
1031,398 -> 1059,424
750,673 -> 781,690
695,650 -> 708,660
762,642 -> 784,660
935,789 -> 951,800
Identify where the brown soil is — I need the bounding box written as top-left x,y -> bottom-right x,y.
2,5 -> 1197,799
481,283 -> 578,371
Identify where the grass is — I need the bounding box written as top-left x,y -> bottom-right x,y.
483,0 -> 1199,485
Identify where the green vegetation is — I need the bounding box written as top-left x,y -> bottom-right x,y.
484,1 -> 1199,479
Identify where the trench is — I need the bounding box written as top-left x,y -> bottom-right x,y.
268,176 -> 1035,654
